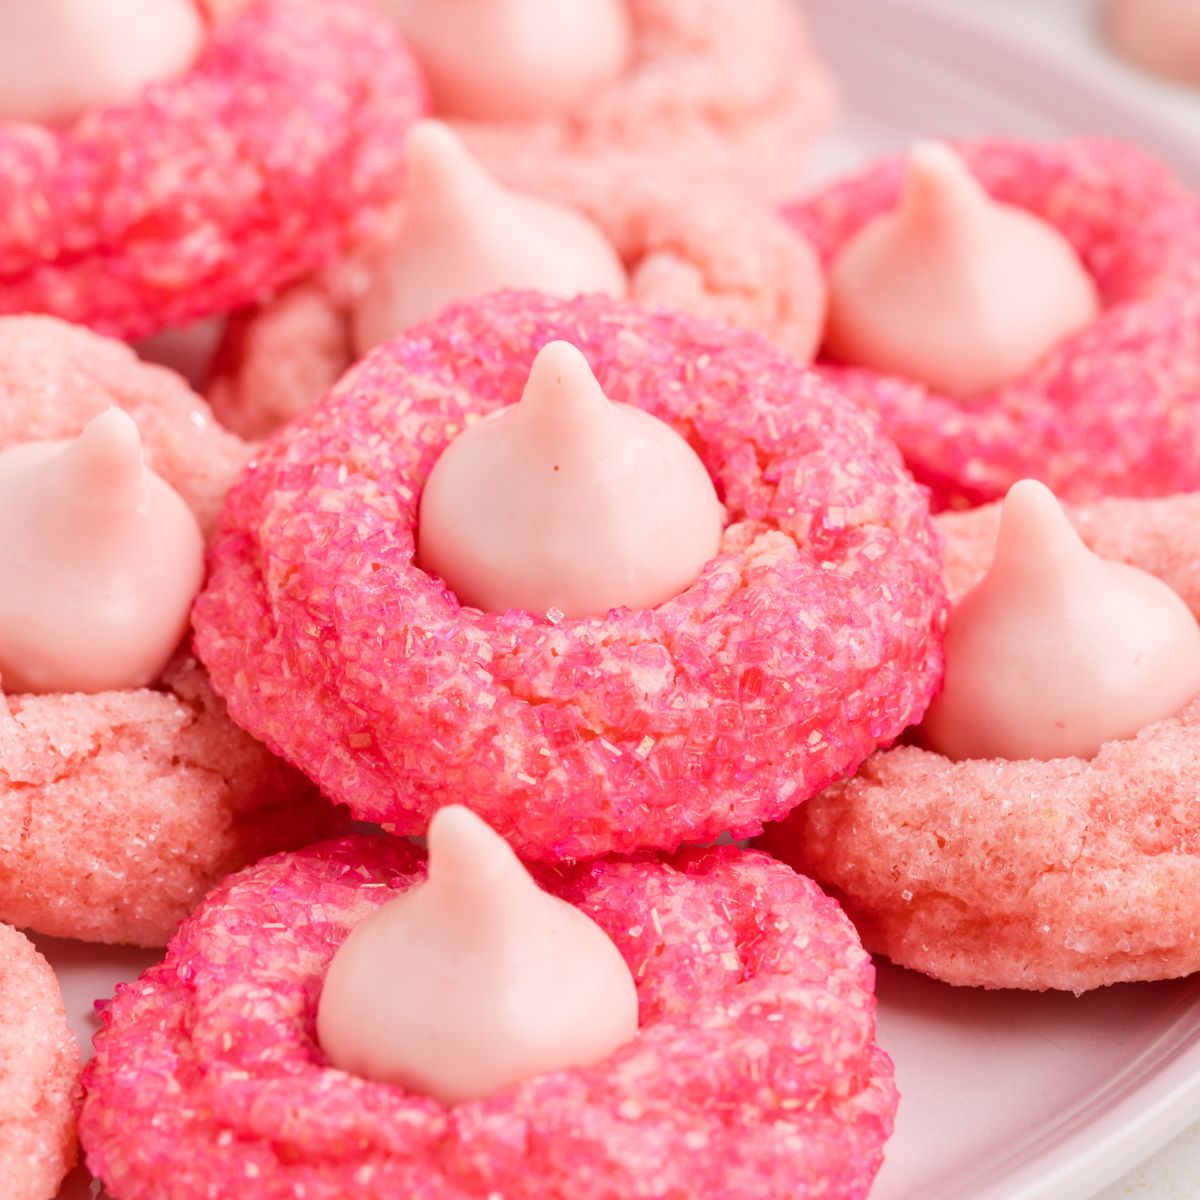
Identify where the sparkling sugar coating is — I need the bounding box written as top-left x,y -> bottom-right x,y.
763,492 -> 1200,991
0,0 -> 426,341
0,315 -> 339,947
785,139 -> 1200,510
81,837 -> 897,1200
0,923 -> 80,1200
208,180 -> 827,440
193,292 -> 946,861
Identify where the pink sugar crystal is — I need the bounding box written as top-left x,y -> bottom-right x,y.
785,139 -> 1200,510
0,655 -> 339,946
0,923 -> 80,1200
764,492 -> 1200,991
194,292 -> 946,860
0,315 -> 340,946
80,837 -> 897,1199
0,0 -> 425,341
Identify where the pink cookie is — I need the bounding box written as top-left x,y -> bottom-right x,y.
0,0 -> 425,342
194,292 -> 946,860
0,923 -> 80,1200
443,0 -> 833,204
207,179 -> 827,440
784,139 -> 1200,510
80,836 -> 898,1200
762,492 -> 1200,992
0,316 -> 339,946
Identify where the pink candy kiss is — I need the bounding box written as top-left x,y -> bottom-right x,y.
0,408 -> 205,695
0,0 -> 203,125
377,0 -> 631,120
825,141 -> 1099,399
417,339 -> 723,619
317,806 -> 639,1104
354,122 -> 627,352
922,479 -> 1200,761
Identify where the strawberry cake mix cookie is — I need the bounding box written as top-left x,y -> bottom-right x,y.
81,814 -> 898,1199
378,0 -> 833,203
0,0 -> 425,341
194,292 -> 945,861
763,483 -> 1200,991
0,316 -> 337,947
0,924 -> 80,1200
207,121 -> 827,439
784,138 -> 1200,510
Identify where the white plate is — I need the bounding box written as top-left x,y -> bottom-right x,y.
43,2 -> 1200,1198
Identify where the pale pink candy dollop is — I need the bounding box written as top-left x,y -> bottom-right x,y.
1108,0 -> 1200,83
0,408 -> 205,695
922,479 -> 1200,761
0,0 -> 204,126
417,340 -> 723,619
352,123 -> 627,353
825,141 -> 1100,400
316,806 -> 639,1105
376,0 -> 630,120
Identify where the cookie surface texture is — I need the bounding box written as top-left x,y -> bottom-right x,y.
765,493 -> 1200,990
195,292 -> 946,859
786,139 -> 1200,510
81,837 -> 897,1200
0,923 -> 81,1200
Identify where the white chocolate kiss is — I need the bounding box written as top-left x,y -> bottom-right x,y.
417,340 -> 724,619
0,0 -> 204,126
352,122 -> 627,354
376,0 -> 631,120
317,806 -> 640,1105
825,142 -> 1099,400
921,480 -> 1200,761
0,408 -> 205,695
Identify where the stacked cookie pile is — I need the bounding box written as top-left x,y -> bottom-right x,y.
1,2 -> 1198,1198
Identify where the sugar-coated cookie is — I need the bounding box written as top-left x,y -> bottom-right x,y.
194,292 -> 945,860
0,923 -> 81,1200
0,316 -> 339,946
0,0 -> 425,341
81,836 -> 897,1200
763,492 -> 1200,991
786,139 -> 1200,510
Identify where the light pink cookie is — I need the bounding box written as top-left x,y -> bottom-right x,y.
444,0 -> 833,203
0,316 -> 340,946
0,923 -> 80,1200
763,492 -> 1200,991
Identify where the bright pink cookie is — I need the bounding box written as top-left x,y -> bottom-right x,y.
762,492 -> 1200,991
80,836 -> 898,1200
785,139 -> 1200,510
207,181 -> 827,440
0,316 -> 339,946
445,0 -> 833,204
0,0 -> 425,342
0,923 -> 80,1200
194,292 -> 946,860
